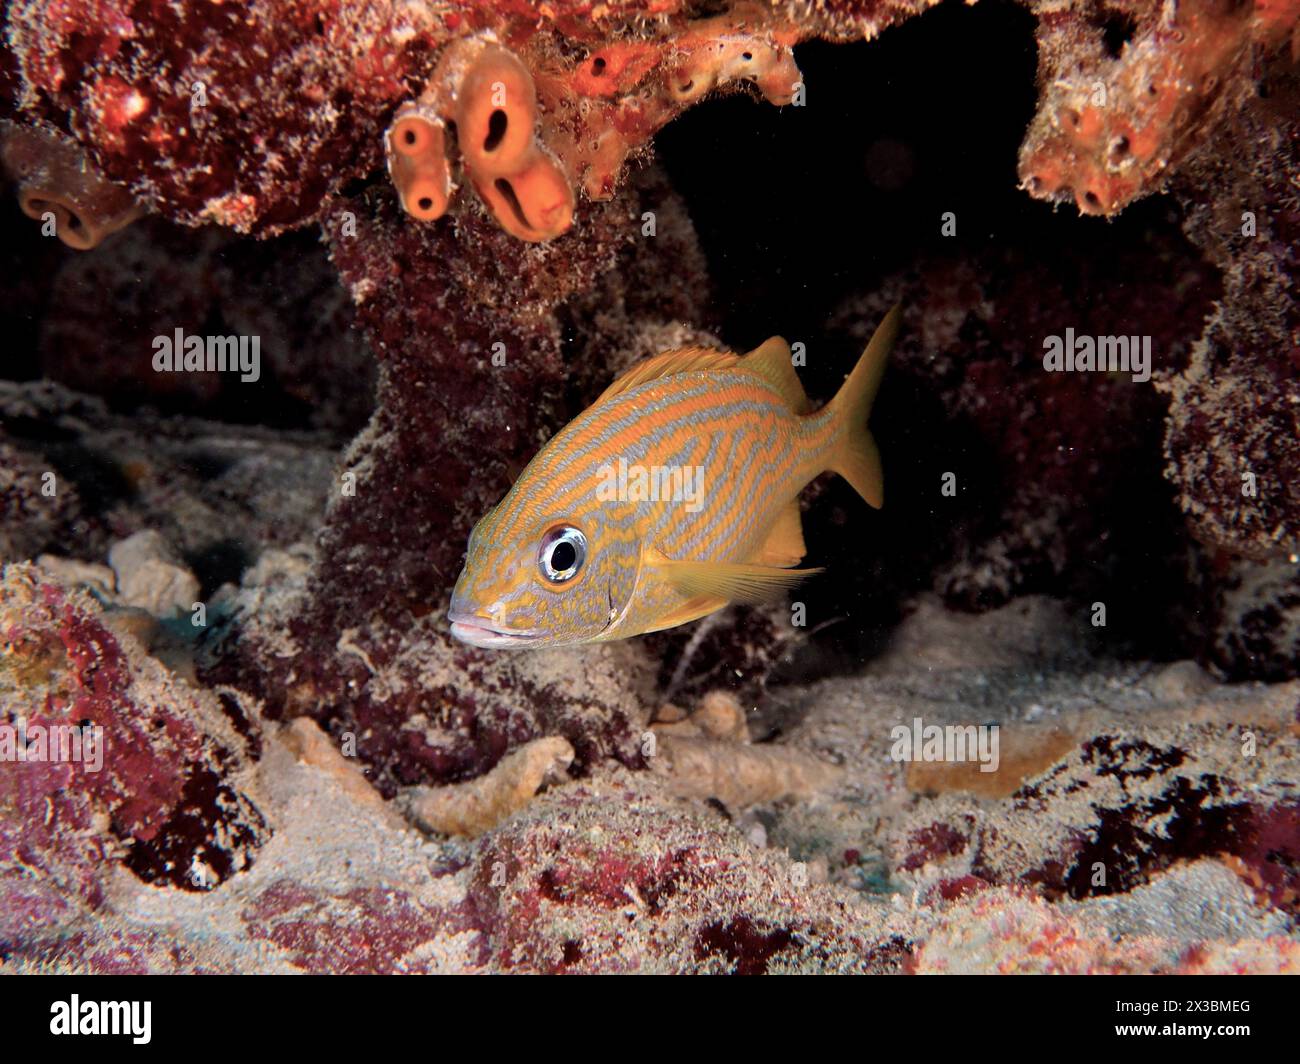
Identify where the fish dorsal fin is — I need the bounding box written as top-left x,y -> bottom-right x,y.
755,500 -> 807,568
595,346 -> 739,405
740,337 -> 811,414
645,547 -> 822,605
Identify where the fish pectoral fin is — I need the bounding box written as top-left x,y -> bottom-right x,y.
756,500 -> 807,567
641,595 -> 730,633
645,547 -> 822,605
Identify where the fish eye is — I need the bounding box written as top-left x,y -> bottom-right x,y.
538,525 -> 587,583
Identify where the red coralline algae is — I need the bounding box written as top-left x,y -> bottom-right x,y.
912,888 -> 1166,974
240,880 -> 462,974
7,0 -> 436,234
1159,42 -> 1299,560
7,927 -> 229,975
457,776 -> 911,973
964,734 -> 1300,915
0,564 -> 267,950
694,917 -> 796,974
913,884 -> 1300,973
901,821 -> 969,872
929,874 -> 990,902
1220,801 -> 1300,913
1175,936 -> 1300,974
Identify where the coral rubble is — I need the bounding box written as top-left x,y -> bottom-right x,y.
403,736 -> 576,836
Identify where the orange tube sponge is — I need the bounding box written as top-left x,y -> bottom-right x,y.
392,155 -> 453,222
572,43 -> 662,97
457,45 -> 539,179
1,123 -> 142,250
386,107 -> 453,221
390,110 -> 441,161
475,148 -> 574,243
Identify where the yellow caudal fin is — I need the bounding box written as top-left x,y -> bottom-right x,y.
824,305 -> 901,509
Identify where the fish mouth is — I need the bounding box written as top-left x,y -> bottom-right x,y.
448,611 -> 544,650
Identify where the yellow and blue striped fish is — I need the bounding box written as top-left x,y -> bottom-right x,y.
448,307 -> 902,649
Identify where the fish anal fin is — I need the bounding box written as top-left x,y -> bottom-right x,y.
596,346 -> 739,404
646,548 -> 821,605
755,500 -> 807,567
741,336 -> 812,414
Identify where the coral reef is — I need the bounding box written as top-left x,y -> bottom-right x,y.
1198,554 -> 1300,682
648,691 -> 843,808
1,0 -> 1297,977
0,0 -> 940,242
4,0 -> 1292,244
0,378 -> 336,580
1159,46 -> 1299,560
768,595 -> 1300,917
5,0 -> 433,234
2,0 -> 809,239
26,219 -> 374,431
820,227 -> 1217,647
205,167 -> 713,791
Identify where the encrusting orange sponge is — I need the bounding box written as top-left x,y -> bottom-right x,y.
665,37 -> 798,106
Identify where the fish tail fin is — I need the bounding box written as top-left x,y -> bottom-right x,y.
824,304 -> 901,509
